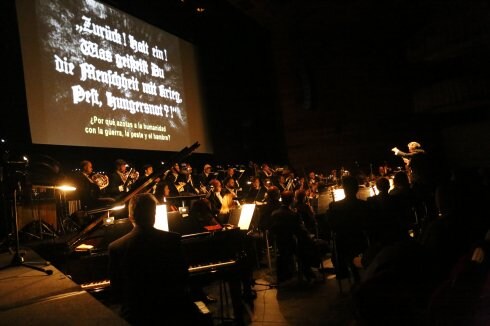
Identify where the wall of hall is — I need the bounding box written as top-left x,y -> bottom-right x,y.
266,0 -> 490,175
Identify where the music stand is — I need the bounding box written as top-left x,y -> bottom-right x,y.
0,188 -> 53,275
235,204 -> 277,289
26,185 -> 58,240
55,185 -> 77,234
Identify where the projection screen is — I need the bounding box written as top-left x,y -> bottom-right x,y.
15,0 -> 212,153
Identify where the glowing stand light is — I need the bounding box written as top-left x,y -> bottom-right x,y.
389,177 -> 395,191
370,186 -> 378,197
154,204 -> 169,231
104,204 -> 125,226
56,185 -> 77,192
111,204 -> 126,211
104,211 -> 115,226
238,204 -> 255,230
333,188 -> 346,201
55,184 -> 77,234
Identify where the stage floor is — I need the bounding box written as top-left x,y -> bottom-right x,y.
0,247 -> 128,325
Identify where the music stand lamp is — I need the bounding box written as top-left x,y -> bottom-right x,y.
101,203 -> 125,226
72,204 -> 126,253
29,185 -> 58,240
55,185 -> 77,234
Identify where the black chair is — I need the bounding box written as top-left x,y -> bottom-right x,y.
329,229 -> 370,292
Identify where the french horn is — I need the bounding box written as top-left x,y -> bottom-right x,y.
91,173 -> 109,189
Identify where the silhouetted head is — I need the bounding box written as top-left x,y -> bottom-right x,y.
280,190 -> 294,206
393,171 -> 410,188
408,141 -> 421,152
341,175 -> 359,197
266,186 -> 280,202
190,199 -> 213,221
203,164 -> 212,173
295,189 -> 307,203
115,159 -> 126,168
209,179 -> 222,192
129,193 -> 158,228
376,177 -> 390,193
80,160 -> 92,174
143,164 -> 153,176
223,176 -> 235,188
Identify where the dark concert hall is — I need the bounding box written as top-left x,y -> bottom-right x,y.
1,0 -> 489,325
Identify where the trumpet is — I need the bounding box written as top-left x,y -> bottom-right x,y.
199,181 -> 209,194
122,168 -> 139,189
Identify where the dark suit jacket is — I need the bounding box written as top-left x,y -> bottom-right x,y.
108,226 -> 193,324
326,197 -> 370,259
164,172 -> 182,197
107,171 -> 126,200
207,190 -> 223,216
73,172 -> 101,209
395,149 -> 432,185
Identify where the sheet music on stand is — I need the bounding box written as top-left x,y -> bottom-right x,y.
154,204 -> 169,231
228,204 -> 255,230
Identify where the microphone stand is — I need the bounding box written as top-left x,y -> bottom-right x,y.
0,188 -> 53,275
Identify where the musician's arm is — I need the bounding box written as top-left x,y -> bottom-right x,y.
392,147 -> 415,158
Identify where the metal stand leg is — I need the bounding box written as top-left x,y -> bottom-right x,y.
265,230 -> 272,272
56,190 -> 80,235
0,189 -> 53,275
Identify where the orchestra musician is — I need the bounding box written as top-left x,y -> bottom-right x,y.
295,176 -> 307,192
326,169 -> 339,187
284,171 -> 298,191
155,180 -> 178,212
207,179 -> 224,216
179,162 -> 200,195
222,176 -> 239,199
188,198 -> 221,230
277,174 -> 287,192
217,193 -> 239,225
164,163 -> 183,197
74,160 -> 115,210
222,167 -> 240,190
258,163 -> 274,185
244,176 -> 267,203
133,164 -> 159,195
307,171 -> 319,186
107,159 -> 139,200
142,164 -> 153,178
378,161 -> 392,177
198,164 -> 216,193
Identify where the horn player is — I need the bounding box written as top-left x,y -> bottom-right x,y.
75,160 -> 115,210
